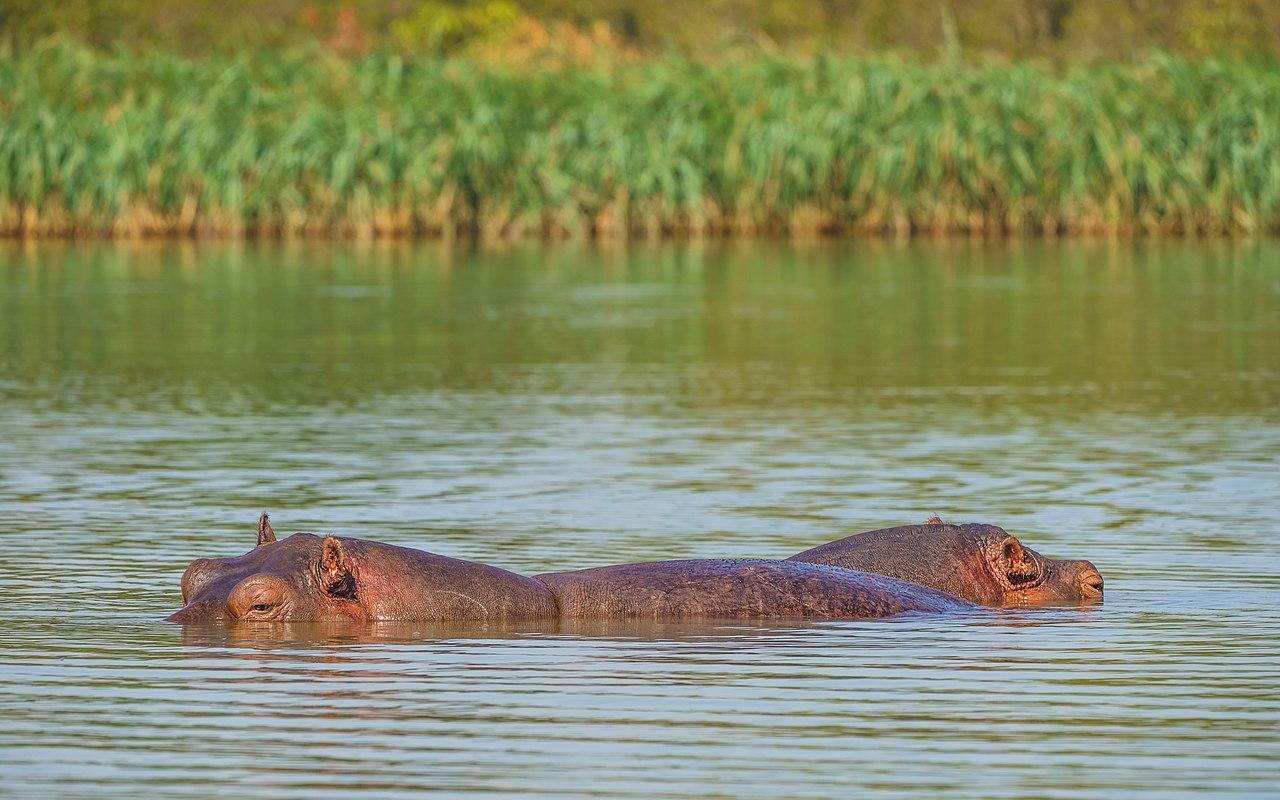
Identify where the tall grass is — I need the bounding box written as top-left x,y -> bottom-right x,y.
1,43 -> 1278,237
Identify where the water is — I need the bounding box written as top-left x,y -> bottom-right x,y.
1,240 -> 1277,798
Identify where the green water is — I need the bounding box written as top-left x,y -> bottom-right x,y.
1,240 -> 1277,798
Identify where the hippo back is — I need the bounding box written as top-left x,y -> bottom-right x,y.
787,523 -> 1000,597
534,559 -> 975,620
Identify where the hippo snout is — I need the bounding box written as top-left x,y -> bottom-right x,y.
166,600 -> 226,624
1074,561 -> 1104,599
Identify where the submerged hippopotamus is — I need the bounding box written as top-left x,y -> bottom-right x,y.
533,559 -> 970,620
786,518 -> 1103,607
168,515 -> 974,624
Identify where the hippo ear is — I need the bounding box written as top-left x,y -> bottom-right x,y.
256,513 -> 277,547
997,537 -> 1039,585
320,536 -> 357,599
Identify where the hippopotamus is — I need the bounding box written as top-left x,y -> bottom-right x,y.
168,515 -> 975,624
786,518 -> 1103,607
173,516 -> 558,624
533,560 -> 970,620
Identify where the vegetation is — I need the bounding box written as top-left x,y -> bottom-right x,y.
2,43 -> 1278,238
2,1 -> 1277,239
3,0 -> 1279,61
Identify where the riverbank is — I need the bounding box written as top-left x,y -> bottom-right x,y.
3,44 -> 1277,238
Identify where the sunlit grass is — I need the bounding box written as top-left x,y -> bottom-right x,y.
1,43 -> 1277,237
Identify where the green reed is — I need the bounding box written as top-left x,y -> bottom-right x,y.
1,43 -> 1277,237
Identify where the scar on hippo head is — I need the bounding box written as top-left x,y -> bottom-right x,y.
787,522 -> 1103,608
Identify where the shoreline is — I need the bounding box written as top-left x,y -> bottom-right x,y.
0,227 -> 1272,241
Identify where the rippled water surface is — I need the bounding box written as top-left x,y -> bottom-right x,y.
1,241 -> 1278,798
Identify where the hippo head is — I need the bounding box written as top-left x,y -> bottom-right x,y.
169,515 -> 558,624
171,516 -> 372,624
787,520 -> 1103,607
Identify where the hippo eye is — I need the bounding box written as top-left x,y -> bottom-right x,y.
229,576 -> 290,619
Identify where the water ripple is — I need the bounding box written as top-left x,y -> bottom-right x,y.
1,241 -> 1278,798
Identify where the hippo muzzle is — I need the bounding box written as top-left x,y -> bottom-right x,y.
166,599 -> 227,624
1072,560 -> 1104,599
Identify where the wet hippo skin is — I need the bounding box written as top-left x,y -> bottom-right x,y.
169,515 -> 979,624
534,559 -> 973,619
787,519 -> 1103,607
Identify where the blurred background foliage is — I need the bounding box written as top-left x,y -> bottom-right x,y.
2,1 -> 1276,238
2,0 -> 1278,61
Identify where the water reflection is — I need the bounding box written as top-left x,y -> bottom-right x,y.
2,239 -> 1276,413
176,611 -> 1083,652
